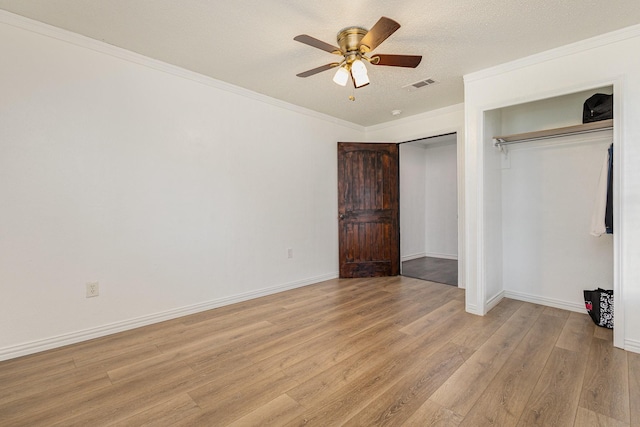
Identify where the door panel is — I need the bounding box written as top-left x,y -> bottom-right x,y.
338,143 -> 399,278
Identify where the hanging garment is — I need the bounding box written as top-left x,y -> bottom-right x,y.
590,143 -> 613,236
605,143 -> 613,234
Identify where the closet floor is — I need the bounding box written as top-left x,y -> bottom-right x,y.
402,256 -> 458,286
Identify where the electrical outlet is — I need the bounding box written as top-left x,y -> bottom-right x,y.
287,248 -> 293,259
86,281 -> 99,298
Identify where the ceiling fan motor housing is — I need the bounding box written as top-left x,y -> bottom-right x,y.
337,27 -> 368,63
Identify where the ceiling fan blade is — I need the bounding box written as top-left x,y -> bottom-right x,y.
296,63 -> 340,77
359,17 -> 401,52
370,54 -> 422,68
294,34 -> 341,54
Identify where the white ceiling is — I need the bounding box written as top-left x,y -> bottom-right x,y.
1,1 -> 640,127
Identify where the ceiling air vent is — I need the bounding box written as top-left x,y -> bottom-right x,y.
403,78 -> 438,91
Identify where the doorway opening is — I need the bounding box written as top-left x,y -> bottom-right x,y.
399,132 -> 458,286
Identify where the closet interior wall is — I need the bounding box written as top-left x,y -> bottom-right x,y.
491,87 -> 614,312
399,135 -> 458,264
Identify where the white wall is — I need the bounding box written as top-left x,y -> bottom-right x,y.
464,24 -> 640,352
502,133 -> 613,309
482,110 -> 504,308
0,14 -> 364,360
399,144 -> 427,261
423,138 -> 458,259
500,87 -> 614,135
400,138 -> 458,262
498,88 -> 614,310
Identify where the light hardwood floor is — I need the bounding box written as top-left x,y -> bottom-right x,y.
1,277 -> 637,426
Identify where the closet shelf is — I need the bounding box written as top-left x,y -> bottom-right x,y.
493,119 -> 613,146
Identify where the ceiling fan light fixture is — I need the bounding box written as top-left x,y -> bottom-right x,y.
333,66 -> 350,86
352,71 -> 370,88
351,58 -> 368,77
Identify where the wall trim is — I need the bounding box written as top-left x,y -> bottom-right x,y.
503,290 -> 585,313
486,291 -> 505,312
401,252 -> 427,262
365,103 -> 465,134
424,252 -> 458,261
400,252 -> 458,262
465,24 -> 640,84
625,339 -> 640,355
0,10 -> 364,132
0,272 -> 338,362
504,293 -> 638,354
401,252 -> 458,263
465,302 -> 481,316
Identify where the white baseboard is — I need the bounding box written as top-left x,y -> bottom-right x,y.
425,252 -> 458,260
465,302 -> 482,315
486,291 -> 505,312
465,291 -> 504,316
401,252 -> 458,262
467,290 -> 639,353
401,252 -> 427,262
0,272 -> 338,361
7,277 -> 633,360
503,290 -> 585,313
624,339 -> 640,354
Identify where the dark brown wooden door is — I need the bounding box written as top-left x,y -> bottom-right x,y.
338,142 -> 400,278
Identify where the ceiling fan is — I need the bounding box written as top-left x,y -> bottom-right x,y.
294,17 -> 422,89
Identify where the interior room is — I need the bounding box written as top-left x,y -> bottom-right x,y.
1,1 -> 639,425
399,133 -> 459,286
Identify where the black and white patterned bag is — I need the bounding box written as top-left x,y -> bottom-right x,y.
583,288 -> 613,329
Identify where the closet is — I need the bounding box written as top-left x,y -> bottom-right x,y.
399,134 -> 459,286
484,87 -> 614,313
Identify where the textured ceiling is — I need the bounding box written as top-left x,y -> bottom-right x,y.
1,1 -> 640,126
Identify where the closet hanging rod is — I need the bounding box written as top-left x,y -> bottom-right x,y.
493,119 -> 613,147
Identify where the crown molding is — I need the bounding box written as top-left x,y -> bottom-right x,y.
365,103 -> 464,133
0,10 -> 365,132
465,24 -> 640,83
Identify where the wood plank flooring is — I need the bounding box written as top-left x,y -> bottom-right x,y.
0,276 -> 636,426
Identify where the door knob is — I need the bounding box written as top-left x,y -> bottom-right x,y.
339,214 -> 345,219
